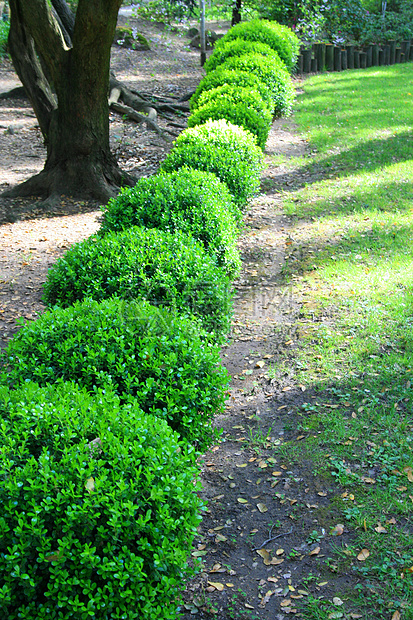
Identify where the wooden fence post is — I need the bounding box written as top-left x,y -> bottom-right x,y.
326,44 -> 334,71
366,45 -> 373,67
302,48 -> 312,73
334,46 -> 342,71
371,44 -> 378,66
389,40 -> 396,64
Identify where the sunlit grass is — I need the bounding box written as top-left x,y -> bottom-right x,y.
272,63 -> 413,620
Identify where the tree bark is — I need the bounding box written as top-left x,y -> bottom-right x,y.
4,0 -> 131,205
231,0 -> 242,26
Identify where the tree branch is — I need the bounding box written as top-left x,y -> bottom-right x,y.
18,0 -> 69,83
8,0 -> 57,139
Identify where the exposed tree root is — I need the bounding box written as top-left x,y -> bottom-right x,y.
108,74 -> 189,139
2,154 -> 134,204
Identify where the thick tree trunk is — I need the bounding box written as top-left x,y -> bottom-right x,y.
4,0 -> 130,205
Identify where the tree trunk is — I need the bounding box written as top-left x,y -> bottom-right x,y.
231,0 -> 242,26
4,0 -> 131,205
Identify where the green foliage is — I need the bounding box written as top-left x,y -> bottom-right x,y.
0,19 -> 9,57
218,53 -> 295,119
204,38 -> 282,75
322,0 -> 368,42
188,84 -> 272,149
113,26 -> 150,50
99,169 -> 241,277
160,119 -> 263,209
0,380 -> 202,620
216,19 -> 300,72
362,3 -> 413,43
42,226 -> 232,339
190,67 -> 274,112
2,298 -> 229,448
132,0 -> 195,24
255,0 -> 300,25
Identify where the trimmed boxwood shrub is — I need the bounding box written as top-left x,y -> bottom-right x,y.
0,381 -> 203,620
204,38 -> 283,74
43,226 -> 232,339
215,19 -> 300,72
2,298 -> 228,448
188,85 -> 272,150
190,68 -> 274,112
99,168 -> 241,278
161,119 -> 263,209
219,53 -> 295,118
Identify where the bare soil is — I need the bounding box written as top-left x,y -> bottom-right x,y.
0,15 -> 361,620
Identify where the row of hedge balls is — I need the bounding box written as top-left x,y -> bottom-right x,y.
0,19 -> 299,620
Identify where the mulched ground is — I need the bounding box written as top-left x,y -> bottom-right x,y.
0,15 -> 364,620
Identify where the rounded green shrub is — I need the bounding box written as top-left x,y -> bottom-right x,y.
188,85 -> 272,150
190,67 -> 274,112
43,226 -> 232,339
99,168 -> 241,277
215,19 -> 300,72
160,119 -> 263,209
2,298 -> 228,448
220,53 -> 295,118
204,38 -> 283,74
0,381 -> 203,620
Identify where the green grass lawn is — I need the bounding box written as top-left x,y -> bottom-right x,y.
272,63 -> 413,619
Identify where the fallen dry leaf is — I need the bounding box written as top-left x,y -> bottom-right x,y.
215,534 -> 227,543
374,525 -> 387,533
270,557 -> 284,566
330,524 -> 344,536
207,581 -> 224,591
256,360 -> 265,368
309,546 -> 321,556
357,549 -> 370,561
257,503 -> 268,513
280,599 -> 292,607
85,477 -> 95,493
237,497 -> 248,504
391,612 -> 401,620
256,549 -> 271,563
259,590 -> 274,608
403,466 -> 413,482
192,550 -> 208,557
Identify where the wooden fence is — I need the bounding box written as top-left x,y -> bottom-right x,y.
296,39 -> 413,73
